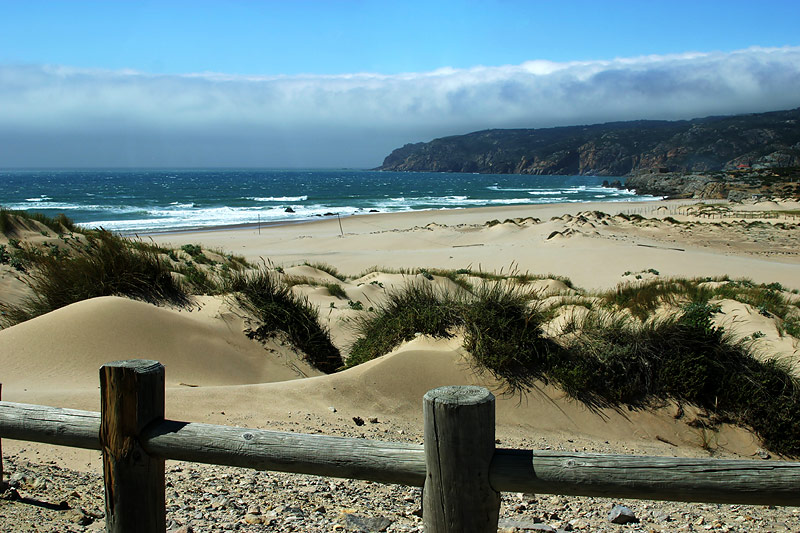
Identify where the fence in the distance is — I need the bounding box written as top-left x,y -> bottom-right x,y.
2,359 -> 800,532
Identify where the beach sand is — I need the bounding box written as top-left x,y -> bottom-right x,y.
1,198 -> 800,530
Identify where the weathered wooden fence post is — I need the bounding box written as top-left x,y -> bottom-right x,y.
423,386 -> 500,532
100,360 -> 165,533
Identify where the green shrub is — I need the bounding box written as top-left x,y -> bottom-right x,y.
783,316 -> 800,338
225,268 -> 342,373
1,231 -> 188,326
347,280 -> 459,367
303,261 -> 346,281
180,243 -> 214,264
181,243 -> 203,256
0,208 -> 79,235
324,283 -> 347,299
560,302 -> 800,455
460,280 -> 561,394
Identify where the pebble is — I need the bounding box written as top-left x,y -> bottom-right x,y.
608,503 -> 638,524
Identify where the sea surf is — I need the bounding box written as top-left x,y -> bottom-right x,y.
0,169 -> 659,233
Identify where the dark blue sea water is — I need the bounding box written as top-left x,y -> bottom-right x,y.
0,169 -> 656,233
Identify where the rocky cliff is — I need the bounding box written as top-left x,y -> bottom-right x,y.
622,167 -> 800,200
377,108 -> 800,176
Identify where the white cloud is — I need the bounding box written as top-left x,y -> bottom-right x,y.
1,46 -> 800,167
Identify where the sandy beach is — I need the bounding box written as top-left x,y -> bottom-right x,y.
2,197 -> 800,531
146,199 -> 800,290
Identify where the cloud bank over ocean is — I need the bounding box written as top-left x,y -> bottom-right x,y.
2,47 -> 800,168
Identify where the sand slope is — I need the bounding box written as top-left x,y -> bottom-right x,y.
0,296 -> 319,399
162,335 -> 760,458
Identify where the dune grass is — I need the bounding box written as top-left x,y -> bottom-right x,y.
301,261 -> 346,281
224,268 -> 343,373
324,283 -> 348,299
602,276 -> 799,323
1,230 -> 188,327
559,302 -> 800,455
282,274 -> 350,300
0,208 -> 79,236
347,279 -> 460,368
348,276 -> 800,455
459,280 -> 562,394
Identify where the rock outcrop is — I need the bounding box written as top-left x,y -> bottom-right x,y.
623,167 -> 800,200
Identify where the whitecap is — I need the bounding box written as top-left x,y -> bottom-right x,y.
247,195 -> 308,202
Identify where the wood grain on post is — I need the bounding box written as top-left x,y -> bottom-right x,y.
423,386 -> 500,533
99,360 -> 165,533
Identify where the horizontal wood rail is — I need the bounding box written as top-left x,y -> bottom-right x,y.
2,399 -> 800,506
2,359 -> 800,532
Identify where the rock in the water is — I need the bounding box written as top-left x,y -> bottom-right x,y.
608,504 -> 638,524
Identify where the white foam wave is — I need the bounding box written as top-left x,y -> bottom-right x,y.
248,195 -> 308,202
527,190 -> 564,195
83,204 -> 362,232
487,185 -> 537,192
5,201 -> 142,214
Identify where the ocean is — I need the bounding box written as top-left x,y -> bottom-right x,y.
0,169 -> 658,233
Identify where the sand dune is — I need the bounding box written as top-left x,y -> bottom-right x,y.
1,198 -> 798,472
0,296 -> 318,398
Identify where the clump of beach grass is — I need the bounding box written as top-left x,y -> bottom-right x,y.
302,261 -> 346,281
558,302 -> 800,455
347,279 -> 460,368
282,275 -> 349,300
347,277 -> 560,393
1,230 -> 188,327
600,276 -> 800,324
224,268 -> 343,373
459,280 -> 562,394
0,208 -> 79,236
324,283 -> 348,299
347,272 -> 800,455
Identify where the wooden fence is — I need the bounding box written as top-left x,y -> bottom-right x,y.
2,360 -> 800,532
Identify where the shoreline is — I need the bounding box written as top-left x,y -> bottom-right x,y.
136,198 -> 677,238
147,197 -> 800,291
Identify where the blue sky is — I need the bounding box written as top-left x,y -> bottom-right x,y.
2,0 -> 800,167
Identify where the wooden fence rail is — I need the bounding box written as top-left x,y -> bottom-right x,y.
2,360 -> 800,532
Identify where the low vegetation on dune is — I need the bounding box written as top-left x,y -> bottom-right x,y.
347,280 -> 461,367
223,268 -> 343,373
3,208 -> 800,454
348,272 -> 800,456
1,230 -> 188,325
0,209 -> 348,373
1,209 -> 344,373
0,207 -> 78,235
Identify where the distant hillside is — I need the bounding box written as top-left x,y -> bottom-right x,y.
377,108 -> 800,176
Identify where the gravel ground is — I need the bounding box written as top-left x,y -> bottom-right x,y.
3,432 -> 800,533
